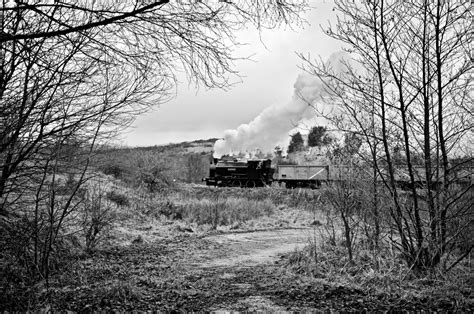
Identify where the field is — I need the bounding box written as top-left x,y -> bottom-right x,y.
1,140 -> 472,311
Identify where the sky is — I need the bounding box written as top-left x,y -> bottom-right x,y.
120,1 -> 343,148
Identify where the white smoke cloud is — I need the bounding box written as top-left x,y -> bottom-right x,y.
213,51 -> 350,157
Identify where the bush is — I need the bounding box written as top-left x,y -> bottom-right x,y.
100,163 -> 128,179
94,146 -> 211,187
82,188 -> 116,253
106,190 -> 130,207
95,280 -> 143,304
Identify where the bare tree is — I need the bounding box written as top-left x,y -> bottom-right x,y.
0,0 -> 307,213
324,165 -> 368,262
0,0 -> 307,279
299,0 -> 472,271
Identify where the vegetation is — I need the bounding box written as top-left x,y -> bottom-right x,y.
95,140 -> 214,188
1,0 -> 472,311
307,126 -> 333,147
0,0 -> 307,307
1,154 -> 471,310
0,148 -> 324,311
299,0 -> 472,272
2,136 -> 472,311
287,132 -> 305,154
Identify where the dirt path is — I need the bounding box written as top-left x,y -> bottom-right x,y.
40,226 -> 457,312
202,227 -> 317,267
182,227 -> 321,311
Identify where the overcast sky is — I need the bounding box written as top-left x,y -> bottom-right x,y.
120,1 -> 342,147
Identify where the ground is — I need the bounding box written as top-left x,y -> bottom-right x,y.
37,223 -> 467,311
1,182 -> 472,311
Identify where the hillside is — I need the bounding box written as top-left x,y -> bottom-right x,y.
93,138 -> 218,187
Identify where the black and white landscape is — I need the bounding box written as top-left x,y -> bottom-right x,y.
0,1 -> 472,311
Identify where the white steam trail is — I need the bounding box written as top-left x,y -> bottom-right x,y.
213,52 -> 349,158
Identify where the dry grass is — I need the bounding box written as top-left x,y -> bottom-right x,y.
109,181 -> 322,229
176,196 -> 276,226
81,176 -> 323,246
282,237 -> 473,310
94,280 -> 144,304
2,168 -> 471,311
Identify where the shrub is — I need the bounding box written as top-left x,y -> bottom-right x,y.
95,280 -> 142,304
82,186 -> 116,253
106,190 -> 130,207
100,163 -> 128,179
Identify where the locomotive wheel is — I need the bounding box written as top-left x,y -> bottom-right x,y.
246,180 -> 256,188
231,180 -> 241,187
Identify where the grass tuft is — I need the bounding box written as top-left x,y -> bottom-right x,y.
106,190 -> 130,207
95,280 -> 143,303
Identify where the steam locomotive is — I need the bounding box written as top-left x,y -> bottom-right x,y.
204,157 -> 274,187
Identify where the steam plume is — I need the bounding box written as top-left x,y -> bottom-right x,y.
213,52 -> 348,157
